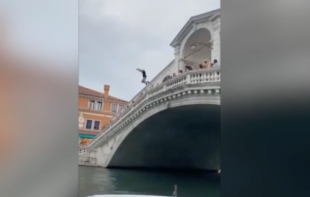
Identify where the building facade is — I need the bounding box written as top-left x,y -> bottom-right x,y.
78,85 -> 128,146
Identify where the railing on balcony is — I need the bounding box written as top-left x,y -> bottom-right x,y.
79,67 -> 220,153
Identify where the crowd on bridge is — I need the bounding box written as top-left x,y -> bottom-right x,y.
182,58 -> 220,73
160,58 -> 220,84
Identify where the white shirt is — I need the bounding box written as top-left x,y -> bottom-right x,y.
213,62 -> 220,68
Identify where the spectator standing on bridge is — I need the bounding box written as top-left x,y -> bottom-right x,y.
136,68 -> 149,85
201,60 -> 209,69
212,59 -> 220,76
185,65 -> 193,71
213,59 -> 220,68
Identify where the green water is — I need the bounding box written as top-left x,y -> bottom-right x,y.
79,166 -> 220,197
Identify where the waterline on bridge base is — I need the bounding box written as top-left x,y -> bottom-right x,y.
78,163 -> 221,173
106,166 -> 220,173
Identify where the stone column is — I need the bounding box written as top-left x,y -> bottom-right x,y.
211,18 -> 221,62
79,112 -> 85,129
174,43 -> 181,73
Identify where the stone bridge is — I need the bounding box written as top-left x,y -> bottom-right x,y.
79,68 -> 221,171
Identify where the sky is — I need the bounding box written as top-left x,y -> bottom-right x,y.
79,0 -> 220,101
0,0 -> 220,101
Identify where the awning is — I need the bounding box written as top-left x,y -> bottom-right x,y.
79,134 -> 96,139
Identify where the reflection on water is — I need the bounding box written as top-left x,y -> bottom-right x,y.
79,166 -> 220,197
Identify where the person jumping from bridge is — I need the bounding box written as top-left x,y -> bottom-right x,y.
136,68 -> 149,85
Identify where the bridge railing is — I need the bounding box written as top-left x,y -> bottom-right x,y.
81,67 -> 221,152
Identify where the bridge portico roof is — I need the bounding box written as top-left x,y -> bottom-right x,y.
170,9 -> 220,48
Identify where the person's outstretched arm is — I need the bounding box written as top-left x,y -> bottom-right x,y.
136,68 -> 143,72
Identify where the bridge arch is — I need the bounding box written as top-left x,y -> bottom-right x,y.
83,69 -> 221,170
104,96 -> 220,170
180,27 -> 213,71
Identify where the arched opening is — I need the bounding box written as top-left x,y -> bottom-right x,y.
108,104 -> 220,171
181,28 -> 212,70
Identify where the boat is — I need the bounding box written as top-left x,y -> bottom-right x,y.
88,196 -> 171,197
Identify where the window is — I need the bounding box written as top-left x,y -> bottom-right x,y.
118,105 -> 125,113
89,100 -> 103,111
96,101 -> 102,111
85,120 -> 100,130
85,120 -> 92,129
94,121 -> 100,130
111,103 -> 117,113
89,100 -> 95,110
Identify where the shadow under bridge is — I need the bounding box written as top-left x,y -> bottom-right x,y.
108,104 -> 220,171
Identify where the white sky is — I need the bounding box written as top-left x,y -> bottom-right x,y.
79,0 -> 220,100
0,0 -> 220,101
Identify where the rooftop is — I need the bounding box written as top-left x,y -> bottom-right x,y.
79,85 -> 127,103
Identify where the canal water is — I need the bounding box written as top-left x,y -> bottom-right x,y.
79,166 -> 220,197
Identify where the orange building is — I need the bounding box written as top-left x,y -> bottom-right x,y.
78,85 -> 128,146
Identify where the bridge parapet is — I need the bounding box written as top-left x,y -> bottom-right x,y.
79,68 -> 220,154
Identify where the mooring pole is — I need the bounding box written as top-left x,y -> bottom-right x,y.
172,184 -> 177,197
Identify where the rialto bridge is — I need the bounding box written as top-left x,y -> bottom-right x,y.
79,9 -> 221,171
